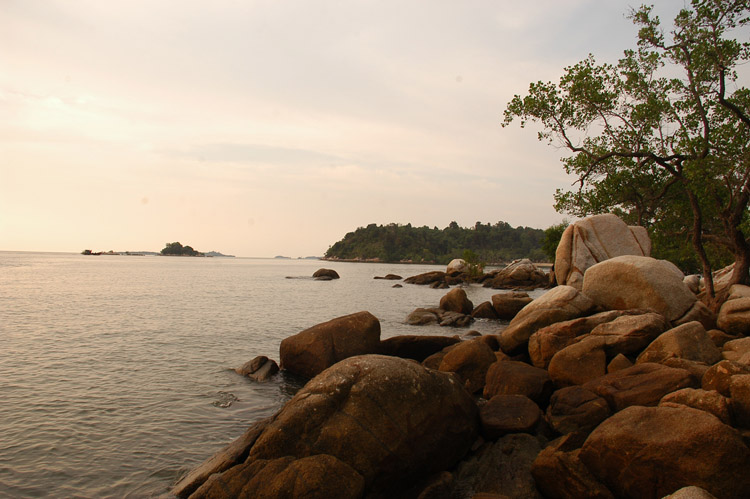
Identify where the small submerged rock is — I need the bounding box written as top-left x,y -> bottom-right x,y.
212,391 -> 239,408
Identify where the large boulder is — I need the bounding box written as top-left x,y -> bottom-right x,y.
582,255 -> 698,323
658,387 -> 732,425
555,214 -> 651,290
246,355 -> 479,494
701,359 -> 750,396
499,286 -> 596,355
636,321 -> 722,366
582,363 -> 696,412
579,405 -> 750,499
484,259 -> 548,289
548,336 -> 608,387
439,287 -> 474,315
589,312 -> 670,356
717,297 -> 750,336
235,356 -> 279,381
279,311 -> 381,379
721,336 -> 750,363
404,271 -> 447,286
480,394 -> 542,439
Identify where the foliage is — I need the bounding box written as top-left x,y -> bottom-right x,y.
161,242 -> 204,257
542,220 -> 570,262
324,222 -> 547,264
503,0 -> 750,294
462,249 -> 485,278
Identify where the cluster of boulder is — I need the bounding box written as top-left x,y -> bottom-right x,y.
406,287 -> 533,328
404,258 -> 550,290
172,214 -> 750,498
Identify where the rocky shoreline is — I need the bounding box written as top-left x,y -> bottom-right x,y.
169,214 -> 750,499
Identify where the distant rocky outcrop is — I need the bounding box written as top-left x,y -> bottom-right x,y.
312,268 -> 340,280
483,259 -> 548,289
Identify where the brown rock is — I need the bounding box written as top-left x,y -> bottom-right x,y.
662,487 -> 718,499
589,312 -> 669,356
491,292 -> 533,320
480,394 -> 541,439
374,274 -> 402,280
722,336 -> 750,362
472,301 -> 500,319
532,435 -> 614,499
483,360 -> 553,408
548,336 -> 608,387
454,433 -> 544,498
730,374 -> 750,428
579,405 -> 750,499
717,296 -> 750,335
546,386 -> 611,435
235,356 -> 280,381
406,307 -> 441,325
658,387 -> 732,425
279,311 -> 381,379
707,328 -> 739,348
583,363 -> 697,412
555,214 -> 651,290
404,271 -> 446,286
484,259 -> 547,289
636,321 -> 721,366
439,339 -> 497,394
672,299 -> 716,330
702,359 -> 750,396
312,268 -> 340,279
582,255 -> 696,322
528,310 -> 642,369
439,287 -> 474,315
499,286 -> 596,355
606,353 -> 633,373
191,454 -> 364,499
380,335 -> 460,362
247,355 -> 479,493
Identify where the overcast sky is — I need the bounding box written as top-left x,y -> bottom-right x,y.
1,0 -> 690,257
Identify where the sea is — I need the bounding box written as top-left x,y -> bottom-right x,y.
0,251 -> 534,498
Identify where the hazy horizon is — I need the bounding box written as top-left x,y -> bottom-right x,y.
2,1 -> 690,257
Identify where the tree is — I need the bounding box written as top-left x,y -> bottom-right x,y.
542,220 -> 570,262
503,0 -> 750,300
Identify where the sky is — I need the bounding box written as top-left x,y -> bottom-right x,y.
1,0 -> 691,257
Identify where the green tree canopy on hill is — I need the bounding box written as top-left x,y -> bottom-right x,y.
324,222 -> 547,264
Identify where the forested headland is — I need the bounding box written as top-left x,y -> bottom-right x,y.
324,222 -> 546,265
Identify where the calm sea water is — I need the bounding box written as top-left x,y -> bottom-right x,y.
0,252 -> 525,498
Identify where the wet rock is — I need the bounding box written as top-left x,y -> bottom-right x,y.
406,307 -> 441,325
235,355 -> 280,381
579,405 -> 750,499
374,274 -> 402,280
313,268 -> 340,280
279,311 -> 381,379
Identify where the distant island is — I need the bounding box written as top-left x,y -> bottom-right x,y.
81,243 -> 234,258
324,221 -> 547,265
